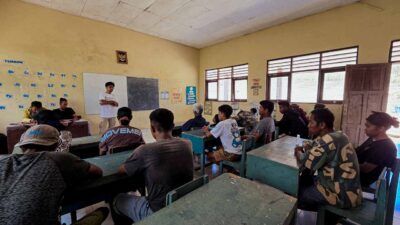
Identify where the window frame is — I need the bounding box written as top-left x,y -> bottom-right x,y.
389,39 -> 400,63
266,46 -> 359,104
205,63 -> 248,102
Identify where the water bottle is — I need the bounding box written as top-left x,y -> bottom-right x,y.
296,134 -> 301,147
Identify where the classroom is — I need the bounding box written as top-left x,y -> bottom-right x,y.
0,0 -> 399,224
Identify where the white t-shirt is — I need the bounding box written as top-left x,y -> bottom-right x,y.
99,92 -> 118,118
210,118 -> 242,154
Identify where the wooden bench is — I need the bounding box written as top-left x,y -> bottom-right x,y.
317,158 -> 400,225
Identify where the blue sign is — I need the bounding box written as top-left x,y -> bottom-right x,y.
186,86 -> 197,105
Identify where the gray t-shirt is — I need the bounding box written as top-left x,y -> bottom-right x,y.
252,117 -> 275,147
124,138 -> 194,212
0,152 -> 91,225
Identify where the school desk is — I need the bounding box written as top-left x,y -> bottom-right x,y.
137,173 -> 297,225
246,136 -> 306,197
181,128 -> 244,175
12,135 -> 102,158
181,129 -> 221,175
6,120 -> 90,153
61,150 -> 139,222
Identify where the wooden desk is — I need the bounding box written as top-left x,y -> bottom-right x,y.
12,135 -> 102,158
181,129 -> 220,175
246,136 -> 305,197
137,173 -> 297,225
61,150 -> 138,220
6,120 -> 90,153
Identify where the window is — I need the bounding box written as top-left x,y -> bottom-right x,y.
387,40 -> 400,136
267,47 -> 358,103
206,64 -> 248,101
390,40 -> 400,63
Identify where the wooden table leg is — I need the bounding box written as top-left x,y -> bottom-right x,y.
71,211 -> 77,223
200,152 -> 205,175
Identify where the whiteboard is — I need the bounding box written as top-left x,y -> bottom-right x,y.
83,73 -> 128,115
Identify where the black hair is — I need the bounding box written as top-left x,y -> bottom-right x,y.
366,111 -> 399,130
314,103 -> 326,110
149,108 -> 174,132
260,100 -> 274,114
310,108 -> 334,129
59,98 -> 67,104
218,104 -> 233,118
250,108 -> 257,114
118,107 -> 133,126
34,110 -> 65,131
213,114 -> 220,124
278,100 -> 290,108
105,82 -> 115,87
31,101 -> 42,108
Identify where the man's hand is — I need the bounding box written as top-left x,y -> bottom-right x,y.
294,146 -> 304,160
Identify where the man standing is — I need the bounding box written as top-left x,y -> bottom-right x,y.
99,82 -> 118,134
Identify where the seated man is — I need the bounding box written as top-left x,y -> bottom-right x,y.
53,98 -> 80,120
112,108 -> 193,224
356,111 -> 398,187
22,101 -> 46,123
236,109 -> 258,134
295,109 -> 362,211
277,101 -> 308,138
203,104 -> 242,162
0,125 -> 108,225
34,110 -> 72,152
250,100 -> 275,148
99,107 -> 145,155
182,103 -> 208,131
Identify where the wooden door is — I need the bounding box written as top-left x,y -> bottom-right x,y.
342,64 -> 391,146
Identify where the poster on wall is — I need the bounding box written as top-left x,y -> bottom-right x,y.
251,78 -> 262,96
204,101 -> 212,115
160,91 -> 169,100
171,88 -> 182,104
186,86 -> 196,105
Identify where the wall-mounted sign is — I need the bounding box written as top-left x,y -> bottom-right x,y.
186,86 -> 196,105
116,50 -> 128,64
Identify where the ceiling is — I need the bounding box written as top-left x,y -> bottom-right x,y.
21,0 -> 359,48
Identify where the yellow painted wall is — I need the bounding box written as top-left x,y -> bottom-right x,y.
199,0 -> 400,130
0,0 -> 199,134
